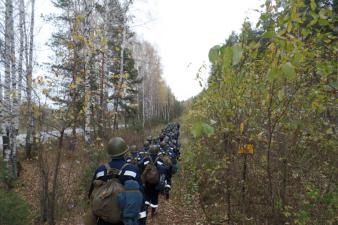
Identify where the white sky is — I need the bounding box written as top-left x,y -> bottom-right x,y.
130,0 -> 263,101
34,0 -> 264,101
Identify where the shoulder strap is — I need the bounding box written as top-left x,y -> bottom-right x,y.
104,163 -> 130,177
118,163 -> 131,176
104,163 -> 118,177
147,156 -> 154,165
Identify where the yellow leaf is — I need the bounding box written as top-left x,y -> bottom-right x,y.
240,122 -> 244,134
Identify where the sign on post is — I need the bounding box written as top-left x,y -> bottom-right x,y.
238,144 -> 254,154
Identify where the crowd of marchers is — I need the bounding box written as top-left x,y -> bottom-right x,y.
84,123 -> 181,225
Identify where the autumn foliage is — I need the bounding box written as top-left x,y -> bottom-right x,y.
183,1 -> 337,224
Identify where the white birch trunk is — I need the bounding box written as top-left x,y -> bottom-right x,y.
116,28 -> 126,130
3,0 -> 17,178
0,70 -> 3,137
25,0 -> 35,159
142,74 -> 145,128
3,0 -> 12,160
18,0 -> 25,103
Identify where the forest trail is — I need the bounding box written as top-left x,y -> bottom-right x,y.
15,132 -> 207,225
146,136 -> 207,225
146,192 -> 206,225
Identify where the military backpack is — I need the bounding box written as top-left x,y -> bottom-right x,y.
90,163 -> 129,223
141,158 -> 160,184
161,154 -> 173,168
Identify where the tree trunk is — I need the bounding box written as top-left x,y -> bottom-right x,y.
18,0 -> 25,103
99,52 -> 105,138
266,83 -> 276,222
142,74 -> 145,128
114,28 -> 126,131
0,40 -> 3,158
3,0 -> 18,180
38,142 -> 49,222
241,154 -> 247,215
25,0 -> 35,159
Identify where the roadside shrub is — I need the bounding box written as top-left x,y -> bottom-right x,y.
0,163 -> 15,189
0,188 -> 30,225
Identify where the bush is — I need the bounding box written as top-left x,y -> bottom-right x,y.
0,188 -> 30,225
0,162 -> 18,189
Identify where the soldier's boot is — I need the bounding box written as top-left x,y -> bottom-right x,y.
151,208 -> 158,217
145,200 -> 150,212
164,187 -> 170,200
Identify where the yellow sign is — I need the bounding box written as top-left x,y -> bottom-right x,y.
239,144 -> 254,154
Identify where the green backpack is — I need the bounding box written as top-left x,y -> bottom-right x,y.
161,154 -> 173,168
90,164 -> 128,223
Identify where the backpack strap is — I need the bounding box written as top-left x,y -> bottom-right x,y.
118,163 -> 131,176
104,163 -> 119,177
146,156 -> 154,165
104,163 -> 130,178
155,157 -> 164,167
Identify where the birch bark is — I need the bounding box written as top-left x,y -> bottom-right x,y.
18,0 -> 25,103
3,0 -> 18,178
25,0 -> 35,159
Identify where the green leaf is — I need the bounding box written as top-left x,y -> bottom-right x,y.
220,46 -> 233,66
232,45 -> 243,66
201,123 -> 215,137
318,18 -> 329,26
301,29 -> 310,38
191,122 -> 203,138
287,21 -> 292,33
208,45 -> 221,64
191,122 -> 214,138
262,31 -> 275,39
281,62 -> 296,80
267,66 -> 279,81
310,0 -> 316,11
319,9 -> 328,19
326,127 -> 334,135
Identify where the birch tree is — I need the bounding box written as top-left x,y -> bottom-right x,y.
0,2 -> 3,138
132,40 -> 181,127
2,0 -> 18,181
25,0 -> 35,159
18,0 -> 25,103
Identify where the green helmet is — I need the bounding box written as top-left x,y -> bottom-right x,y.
106,137 -> 128,157
149,145 -> 160,155
130,145 -> 138,153
144,141 -> 150,147
160,141 -> 167,148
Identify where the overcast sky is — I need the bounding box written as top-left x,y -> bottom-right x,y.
35,0 -> 263,101
130,0 -> 263,100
